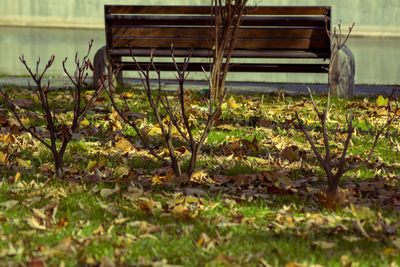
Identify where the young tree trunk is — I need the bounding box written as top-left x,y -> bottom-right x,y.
54,153 -> 64,178
327,175 -> 339,197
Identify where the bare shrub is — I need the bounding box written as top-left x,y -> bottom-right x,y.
101,49 -> 225,182
295,24 -> 399,198
0,40 -> 101,177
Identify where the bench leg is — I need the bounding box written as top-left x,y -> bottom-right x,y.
330,45 -> 355,98
93,46 -> 123,89
93,46 -> 106,89
111,58 -> 123,87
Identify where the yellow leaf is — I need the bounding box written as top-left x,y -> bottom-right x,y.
147,125 -> 162,136
114,137 -> 133,152
190,171 -> 214,184
0,134 -> 14,144
382,247 -> 397,255
122,92 -> 134,98
87,160 -> 97,172
152,170 -> 174,185
172,204 -> 190,217
109,107 -> 121,122
376,95 -> 389,107
14,172 -> 21,184
227,96 -> 238,110
0,152 -> 8,165
81,119 -> 90,127
16,158 -> 31,168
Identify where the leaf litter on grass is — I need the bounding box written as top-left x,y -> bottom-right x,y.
0,88 -> 400,265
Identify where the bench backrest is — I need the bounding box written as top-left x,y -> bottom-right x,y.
105,5 -> 331,59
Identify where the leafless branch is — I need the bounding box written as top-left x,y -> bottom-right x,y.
1,40 -> 100,177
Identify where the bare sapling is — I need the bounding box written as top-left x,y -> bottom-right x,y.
210,0 -> 248,102
101,48 -> 226,181
0,40 -> 102,177
295,23 -> 399,198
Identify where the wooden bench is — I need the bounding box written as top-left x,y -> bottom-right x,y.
93,5 -> 355,97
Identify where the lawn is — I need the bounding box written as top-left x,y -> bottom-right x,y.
0,86 -> 399,266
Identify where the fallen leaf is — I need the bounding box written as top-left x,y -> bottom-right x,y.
281,145 -> 301,162
16,158 -> 31,168
382,247 -> 397,255
87,160 -> 97,172
227,96 -> 238,109
92,224 -> 105,235
376,95 -> 389,107
139,198 -> 155,214
190,171 -> 214,184
113,217 -> 130,225
53,237 -> 74,253
32,208 -> 47,220
14,172 -> 21,184
27,216 -> 46,230
137,221 -> 161,233
0,200 -> 18,210
0,152 -> 8,165
100,255 -> 116,267
114,166 -> 130,177
114,137 -> 133,152
100,185 -> 120,198
152,170 -> 174,185
352,219 -> 370,239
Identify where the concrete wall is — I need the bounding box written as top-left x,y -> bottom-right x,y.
1,0 -> 400,37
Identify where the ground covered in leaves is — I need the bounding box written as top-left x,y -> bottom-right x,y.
0,87 -> 400,266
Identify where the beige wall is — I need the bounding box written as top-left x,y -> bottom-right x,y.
1,0 -> 400,37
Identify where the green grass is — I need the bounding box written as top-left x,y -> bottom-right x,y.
0,86 -> 400,266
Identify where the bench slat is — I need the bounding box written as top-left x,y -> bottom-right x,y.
118,62 -> 329,73
110,48 -> 331,58
111,37 -> 329,50
106,5 -> 329,16
111,27 -> 327,40
106,15 -> 327,27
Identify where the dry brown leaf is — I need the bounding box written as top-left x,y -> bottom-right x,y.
137,221 -> 161,234
139,198 -> 155,214
281,145 -> 301,162
100,185 -> 120,198
53,237 -> 74,253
